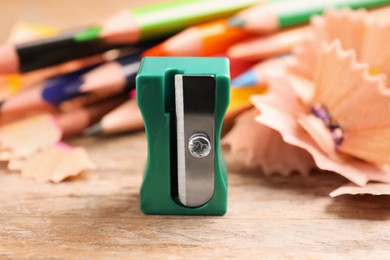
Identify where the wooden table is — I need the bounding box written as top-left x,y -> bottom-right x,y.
1,1 -> 390,259
1,133 -> 390,259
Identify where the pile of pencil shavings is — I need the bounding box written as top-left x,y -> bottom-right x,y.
0,24 -> 96,183
224,8 -> 390,197
0,113 -> 96,183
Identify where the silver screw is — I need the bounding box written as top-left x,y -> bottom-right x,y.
188,133 -> 211,158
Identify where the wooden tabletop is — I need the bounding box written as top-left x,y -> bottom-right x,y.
1,134 -> 390,259
1,1 -> 390,259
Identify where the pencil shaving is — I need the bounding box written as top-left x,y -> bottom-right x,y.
7,157 -> 24,171
292,8 -> 390,82
330,182 -> 390,197
0,150 -> 12,161
222,108 -> 314,176
250,8 -> 390,196
0,113 -> 62,159
252,39 -> 390,190
315,41 -> 390,165
17,142 -> 96,183
0,109 -> 99,182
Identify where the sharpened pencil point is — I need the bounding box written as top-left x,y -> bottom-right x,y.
0,44 -> 19,74
83,122 -> 103,136
228,17 -> 246,28
232,70 -> 258,87
143,44 -> 169,57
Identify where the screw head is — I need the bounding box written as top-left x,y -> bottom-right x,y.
188,133 -> 211,158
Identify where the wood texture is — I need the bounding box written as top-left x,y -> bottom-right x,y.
0,0 -> 390,258
1,133 -> 390,259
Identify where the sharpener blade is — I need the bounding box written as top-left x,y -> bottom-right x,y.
175,74 -> 216,208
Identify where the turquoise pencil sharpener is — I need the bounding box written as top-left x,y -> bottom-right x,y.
136,57 -> 230,215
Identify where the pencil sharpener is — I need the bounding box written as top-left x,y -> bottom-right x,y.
136,57 -> 230,215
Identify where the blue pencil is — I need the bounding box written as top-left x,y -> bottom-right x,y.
0,54 -> 141,116
232,55 -> 291,87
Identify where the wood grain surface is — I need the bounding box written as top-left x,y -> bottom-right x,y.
0,0 -> 390,259
1,133 -> 390,259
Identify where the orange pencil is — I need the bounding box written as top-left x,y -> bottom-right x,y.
143,19 -> 253,57
228,26 -> 308,61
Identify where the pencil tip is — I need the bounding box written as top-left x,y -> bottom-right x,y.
83,122 -> 103,136
232,70 -> 258,87
0,44 -> 19,75
143,43 -> 169,57
228,17 -> 246,28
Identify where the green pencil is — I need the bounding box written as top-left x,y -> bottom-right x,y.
228,0 -> 390,33
0,0 -> 264,74
78,0 -> 262,43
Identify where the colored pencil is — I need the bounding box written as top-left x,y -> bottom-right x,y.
72,54 -> 140,98
59,95 -> 127,137
0,0 -> 262,74
223,86 -> 266,136
369,4 -> 390,20
143,19 -> 253,57
0,23 -> 103,100
84,98 -> 143,136
228,53 -> 257,79
0,55 -> 100,101
228,26 -> 308,60
232,55 -> 291,87
0,63 -> 100,117
228,0 -> 390,33
0,54 -> 140,117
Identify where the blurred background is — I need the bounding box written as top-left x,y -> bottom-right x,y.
0,0 -> 162,41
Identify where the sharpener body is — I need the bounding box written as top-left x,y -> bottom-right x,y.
136,57 -> 229,215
